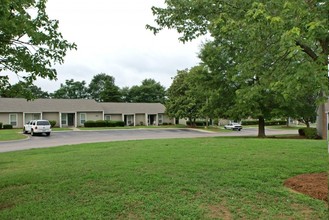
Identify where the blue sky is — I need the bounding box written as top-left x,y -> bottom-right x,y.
35,0 -> 205,91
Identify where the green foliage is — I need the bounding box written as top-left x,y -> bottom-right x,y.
166,66 -> 210,123
51,79 -> 89,99
186,121 -> 208,127
0,81 -> 49,99
84,120 -> 124,127
49,120 -> 56,128
0,122 -> 2,129
0,0 -> 77,99
126,79 -> 167,103
3,124 -> 13,129
88,73 -> 121,102
148,0 -> 329,138
299,127 -> 319,139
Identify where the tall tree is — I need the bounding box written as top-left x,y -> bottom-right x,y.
128,79 -> 166,103
0,81 -> 49,99
166,68 -> 206,125
88,73 -> 121,102
148,0 -> 328,137
51,79 -> 89,99
0,0 -> 77,99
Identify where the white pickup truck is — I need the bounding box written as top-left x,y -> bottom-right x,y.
23,120 -> 52,136
224,123 -> 242,131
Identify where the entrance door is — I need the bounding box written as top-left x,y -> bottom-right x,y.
148,115 -> 156,125
61,113 -> 75,127
68,113 -> 75,126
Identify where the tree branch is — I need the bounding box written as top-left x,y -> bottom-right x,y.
296,41 -> 318,61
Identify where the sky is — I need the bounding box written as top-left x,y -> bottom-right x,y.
31,0 -> 206,92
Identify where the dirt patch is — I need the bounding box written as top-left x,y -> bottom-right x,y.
284,172 -> 328,203
204,202 -> 232,220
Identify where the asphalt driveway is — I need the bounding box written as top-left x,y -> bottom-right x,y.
0,128 -> 297,153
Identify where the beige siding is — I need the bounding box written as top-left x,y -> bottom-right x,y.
0,113 -> 8,126
0,113 -> 23,128
85,112 -> 103,121
43,113 -> 60,127
107,114 -> 122,121
135,114 -> 146,126
163,115 -> 174,124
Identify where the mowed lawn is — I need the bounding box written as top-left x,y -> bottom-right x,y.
0,138 -> 327,219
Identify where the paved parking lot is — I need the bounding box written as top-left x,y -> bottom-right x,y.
0,128 -> 297,153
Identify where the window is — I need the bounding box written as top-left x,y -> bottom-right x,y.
105,115 -> 111,121
80,113 -> 86,125
9,114 -> 17,126
61,113 -> 67,125
158,114 -> 163,125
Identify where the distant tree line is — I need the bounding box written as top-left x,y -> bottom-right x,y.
0,73 -> 167,104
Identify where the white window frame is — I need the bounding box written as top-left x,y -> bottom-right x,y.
158,114 -> 163,125
9,114 -> 18,126
80,113 -> 87,125
61,113 -> 68,126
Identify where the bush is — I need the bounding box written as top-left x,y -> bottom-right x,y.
3,124 -> 13,129
95,120 -> 107,127
303,128 -> 319,139
84,120 -> 97,127
113,121 -> 124,127
241,120 -> 287,126
298,128 -> 305,136
84,120 -> 125,127
186,121 -> 207,126
0,122 -> 2,129
241,120 -> 258,125
49,120 -> 56,128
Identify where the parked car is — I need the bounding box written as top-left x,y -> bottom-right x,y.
224,123 -> 242,131
23,120 -> 52,136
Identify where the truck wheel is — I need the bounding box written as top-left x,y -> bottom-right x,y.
46,132 -> 50,136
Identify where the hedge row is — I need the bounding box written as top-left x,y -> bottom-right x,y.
3,124 -> 13,129
241,120 -> 287,126
186,121 -> 209,126
298,127 -> 320,139
0,122 -> 13,129
84,120 -> 125,127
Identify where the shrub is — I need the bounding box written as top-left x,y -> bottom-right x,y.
162,122 -> 168,126
84,120 -> 125,127
113,121 -> 124,127
49,120 -> 56,128
186,121 -> 208,126
241,120 -> 258,125
3,124 -> 13,129
95,120 -> 107,127
298,128 -> 305,136
84,120 -> 97,127
0,122 -> 2,129
303,128 -> 319,139
241,120 -> 287,126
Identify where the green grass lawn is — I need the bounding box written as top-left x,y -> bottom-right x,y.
0,138 -> 327,219
0,129 -> 26,141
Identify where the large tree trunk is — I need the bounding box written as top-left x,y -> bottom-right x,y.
258,116 -> 266,138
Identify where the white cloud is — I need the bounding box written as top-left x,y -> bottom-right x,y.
33,0 -> 205,92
